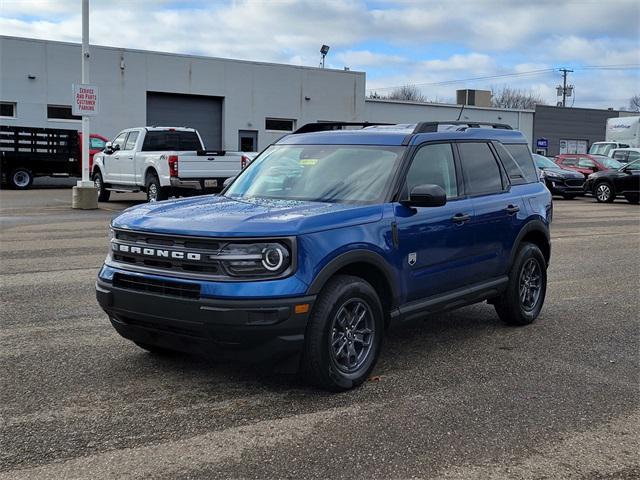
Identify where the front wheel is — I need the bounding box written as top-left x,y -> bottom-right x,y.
92,171 -> 110,202
302,275 -> 384,391
145,173 -> 169,202
594,182 -> 615,203
9,168 -> 33,189
494,243 -> 547,326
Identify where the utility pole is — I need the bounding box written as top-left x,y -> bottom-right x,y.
72,0 -> 98,208
557,68 -> 574,107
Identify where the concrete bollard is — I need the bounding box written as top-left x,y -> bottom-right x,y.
72,185 -> 98,209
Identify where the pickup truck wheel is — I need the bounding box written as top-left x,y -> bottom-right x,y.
9,168 -> 33,189
494,243 -> 547,326
302,275 -> 383,391
145,173 -> 169,202
92,171 -> 110,202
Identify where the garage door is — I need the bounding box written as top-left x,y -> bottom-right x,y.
146,92 -> 223,149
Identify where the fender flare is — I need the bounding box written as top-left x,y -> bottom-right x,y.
509,219 -> 551,267
307,249 -> 400,302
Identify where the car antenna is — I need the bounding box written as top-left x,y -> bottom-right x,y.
456,103 -> 465,121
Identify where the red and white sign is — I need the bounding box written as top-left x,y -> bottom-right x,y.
72,84 -> 99,116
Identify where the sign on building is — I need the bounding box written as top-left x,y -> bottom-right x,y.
559,139 -> 588,155
72,84 -> 99,116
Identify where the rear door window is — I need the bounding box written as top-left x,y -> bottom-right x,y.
458,142 -> 504,196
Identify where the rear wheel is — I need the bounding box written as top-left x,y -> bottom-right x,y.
302,275 -> 384,391
594,182 -> 615,203
145,172 -> 169,202
494,243 -> 547,326
92,170 -> 110,202
9,168 -> 33,189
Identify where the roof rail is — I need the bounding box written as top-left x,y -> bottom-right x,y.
413,121 -> 513,133
293,122 -> 393,134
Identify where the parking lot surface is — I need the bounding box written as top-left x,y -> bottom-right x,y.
1,187 -> 638,479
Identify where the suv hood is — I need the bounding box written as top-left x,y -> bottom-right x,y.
542,166 -> 584,178
112,195 -> 384,237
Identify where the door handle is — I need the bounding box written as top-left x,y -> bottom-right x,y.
126,156 -> 133,160
505,204 -> 520,214
114,156 -> 120,160
451,213 -> 471,224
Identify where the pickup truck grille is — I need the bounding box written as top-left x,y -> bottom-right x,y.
110,229 -> 225,277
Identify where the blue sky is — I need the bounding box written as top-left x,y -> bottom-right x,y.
1,0 -> 638,109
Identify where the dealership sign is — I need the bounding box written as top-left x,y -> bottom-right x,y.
536,138 -> 548,148
72,84 -> 99,116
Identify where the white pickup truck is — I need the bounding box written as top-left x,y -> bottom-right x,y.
91,126 -> 254,202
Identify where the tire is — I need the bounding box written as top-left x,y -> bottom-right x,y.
145,172 -> 169,202
594,182 -> 615,203
494,243 -> 547,326
133,341 -> 176,356
302,275 -> 384,391
624,194 -> 639,204
92,170 -> 110,202
9,168 -> 33,190
562,193 -> 577,200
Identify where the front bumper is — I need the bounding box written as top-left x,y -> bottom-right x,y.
544,178 -> 585,196
96,276 -> 315,363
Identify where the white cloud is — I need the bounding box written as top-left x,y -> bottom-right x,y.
0,0 -> 638,108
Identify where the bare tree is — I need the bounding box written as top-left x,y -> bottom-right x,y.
629,94 -> 640,112
491,86 -> 546,109
385,85 -> 427,102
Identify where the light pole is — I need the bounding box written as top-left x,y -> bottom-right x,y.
72,0 -> 98,208
320,45 -> 330,68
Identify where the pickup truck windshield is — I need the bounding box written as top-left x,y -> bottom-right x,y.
141,131 -> 202,151
225,145 -> 405,203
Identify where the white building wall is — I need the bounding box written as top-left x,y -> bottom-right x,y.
364,99 -> 534,145
0,36 -> 365,150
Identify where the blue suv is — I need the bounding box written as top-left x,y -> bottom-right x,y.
97,121 -> 552,391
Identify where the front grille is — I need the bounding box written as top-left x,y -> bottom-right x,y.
119,315 -> 205,338
113,273 -> 200,299
565,179 -> 584,187
111,229 -> 224,276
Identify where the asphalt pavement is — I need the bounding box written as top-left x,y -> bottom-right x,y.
0,186 -> 638,479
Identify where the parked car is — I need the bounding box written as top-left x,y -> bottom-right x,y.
0,125 -> 108,189
91,127 -> 255,202
610,148 -> 640,164
532,153 -> 584,199
584,159 -> 640,204
555,154 -> 623,178
96,121 -> 552,391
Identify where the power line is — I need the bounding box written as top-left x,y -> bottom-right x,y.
366,64 -> 640,93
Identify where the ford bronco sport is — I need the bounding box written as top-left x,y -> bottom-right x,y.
97,121 -> 552,391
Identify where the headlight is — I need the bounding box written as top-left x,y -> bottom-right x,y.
216,242 -> 291,277
542,171 -> 561,180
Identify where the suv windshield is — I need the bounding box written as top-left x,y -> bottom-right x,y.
225,145 -> 405,203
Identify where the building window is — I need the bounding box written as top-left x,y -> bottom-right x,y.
0,102 -> 16,118
47,105 -> 81,121
265,118 -> 295,131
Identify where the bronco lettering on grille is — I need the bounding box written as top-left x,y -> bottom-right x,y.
112,243 -> 201,261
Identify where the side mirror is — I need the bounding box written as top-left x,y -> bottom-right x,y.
104,141 -> 113,154
223,176 -> 236,188
402,184 -> 447,208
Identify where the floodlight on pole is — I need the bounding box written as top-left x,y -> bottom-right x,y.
320,45 -> 330,68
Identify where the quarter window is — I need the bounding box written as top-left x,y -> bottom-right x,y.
405,143 -> 458,198
503,143 -> 538,183
458,142 -> 503,196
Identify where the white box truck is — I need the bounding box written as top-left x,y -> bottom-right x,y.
589,116 -> 640,156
